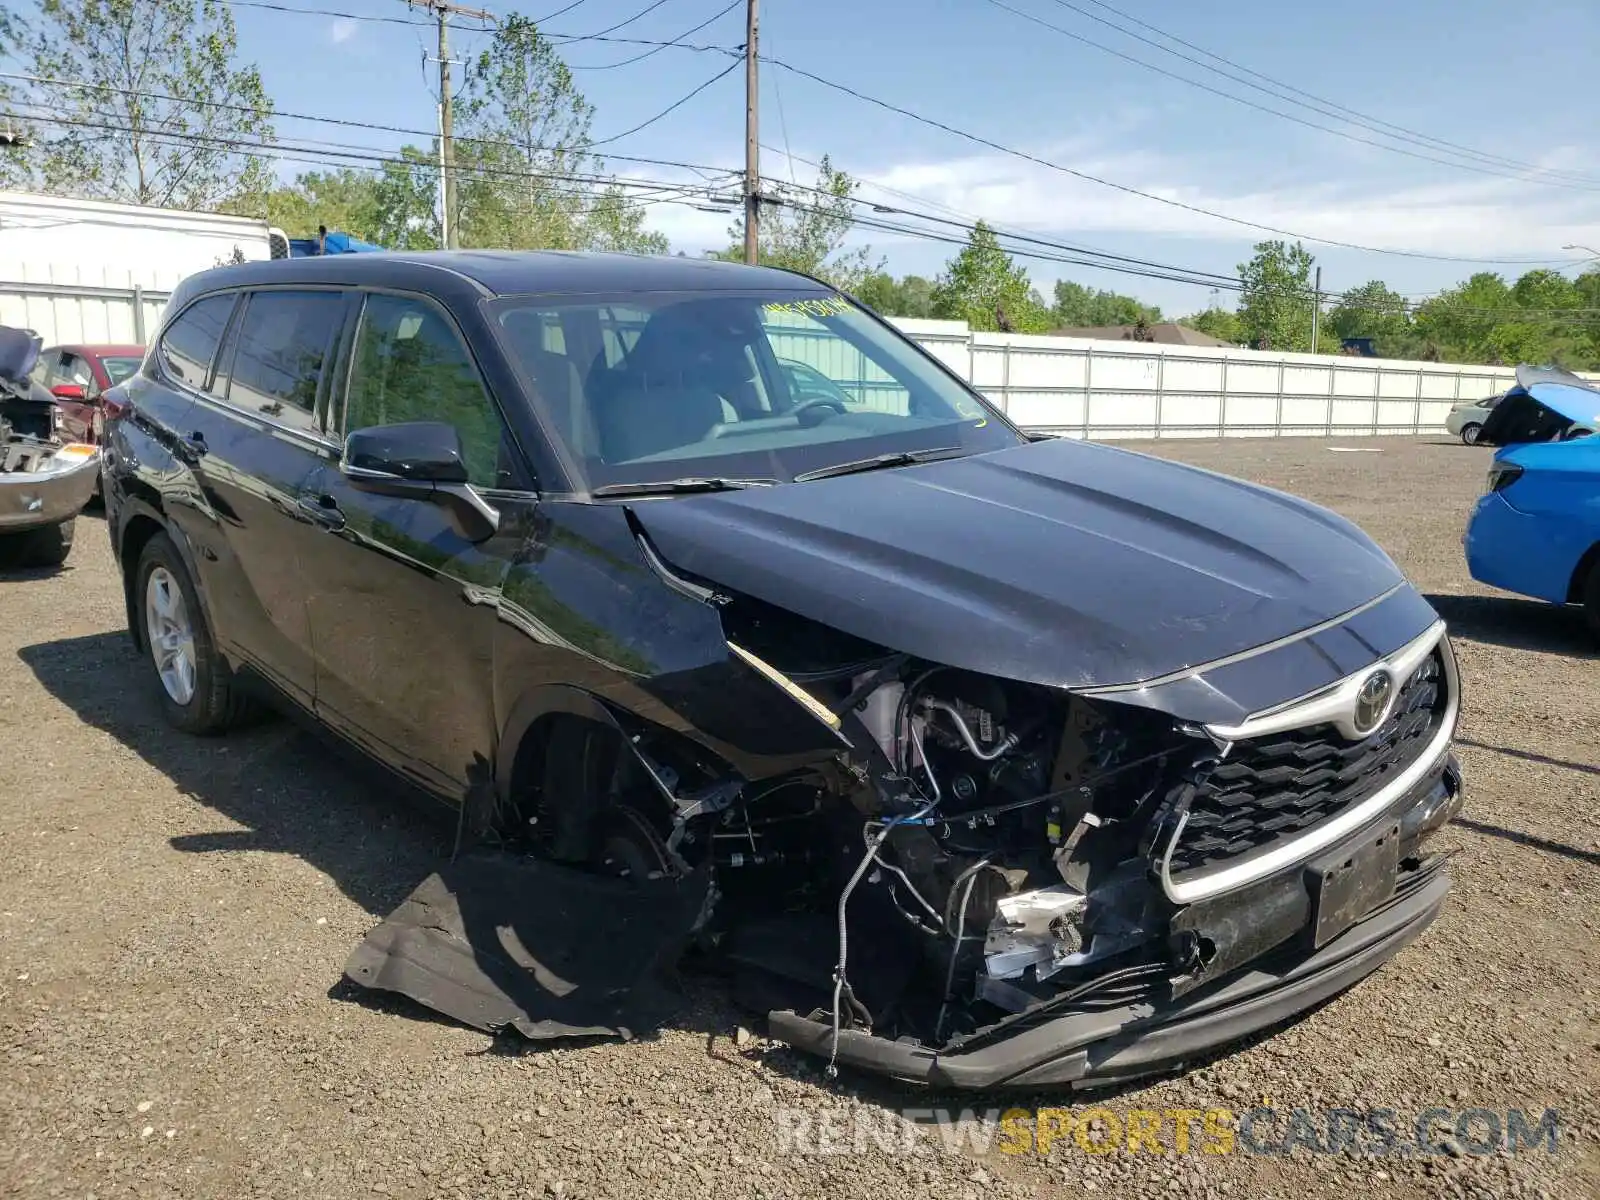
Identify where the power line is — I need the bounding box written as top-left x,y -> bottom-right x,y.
553,0 -> 677,42
10,104 -> 733,202
1065,0 -> 1600,188
985,0 -> 1600,193
570,0 -> 739,70
763,55 -> 1582,267
588,57 -> 739,146
770,193 -> 1600,322
758,141 -> 1243,286
2,70 -> 733,176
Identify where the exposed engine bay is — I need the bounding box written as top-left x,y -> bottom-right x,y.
347,592 -> 1462,1082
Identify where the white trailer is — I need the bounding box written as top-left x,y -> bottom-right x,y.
0,190 -> 287,346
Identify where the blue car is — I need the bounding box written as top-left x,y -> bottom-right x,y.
1465,433 -> 1600,639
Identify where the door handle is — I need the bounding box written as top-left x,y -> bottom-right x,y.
297,494 -> 346,531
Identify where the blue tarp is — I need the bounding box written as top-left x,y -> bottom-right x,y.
287,231 -> 385,256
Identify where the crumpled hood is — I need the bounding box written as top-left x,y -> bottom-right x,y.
631,438 -> 1409,689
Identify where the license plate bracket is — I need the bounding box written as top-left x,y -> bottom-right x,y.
1306,820 -> 1401,948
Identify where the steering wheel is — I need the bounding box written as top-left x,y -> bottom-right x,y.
790,395 -> 849,426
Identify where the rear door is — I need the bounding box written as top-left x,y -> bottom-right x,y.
297,289 -> 534,799
167,286 -> 355,709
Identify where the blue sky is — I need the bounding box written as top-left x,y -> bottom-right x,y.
236,0 -> 1600,315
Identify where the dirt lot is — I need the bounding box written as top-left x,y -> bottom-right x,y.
2,435 -> 1597,1200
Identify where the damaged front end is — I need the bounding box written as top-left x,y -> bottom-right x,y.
344,512 -> 1462,1091
661,595 -> 1463,1089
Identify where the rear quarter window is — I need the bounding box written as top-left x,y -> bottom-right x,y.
157,294 -> 237,389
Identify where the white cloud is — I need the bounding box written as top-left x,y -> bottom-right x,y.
329,17 -> 358,44
857,146 -> 1600,260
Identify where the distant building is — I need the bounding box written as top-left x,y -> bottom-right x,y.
1050,322 -> 1233,348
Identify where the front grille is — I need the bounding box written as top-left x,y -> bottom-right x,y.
1169,650 -> 1447,877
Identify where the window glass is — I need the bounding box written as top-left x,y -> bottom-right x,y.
158,294 -> 236,389
101,356 -> 143,385
490,290 -> 1014,491
28,352 -> 54,386
226,290 -> 345,430
56,353 -> 94,389
345,293 -> 504,488
759,305 -> 914,416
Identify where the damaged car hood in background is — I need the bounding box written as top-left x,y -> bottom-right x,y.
631,437 -> 1412,690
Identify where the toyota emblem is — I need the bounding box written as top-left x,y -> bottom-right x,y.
1352,669 -> 1395,736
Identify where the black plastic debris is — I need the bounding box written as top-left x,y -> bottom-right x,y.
344,850 -> 710,1041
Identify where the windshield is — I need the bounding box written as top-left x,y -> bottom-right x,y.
488,289 -> 1022,491
101,356 -> 143,384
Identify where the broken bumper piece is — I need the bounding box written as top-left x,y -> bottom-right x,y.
344,850 -> 710,1041
767,858 -> 1450,1090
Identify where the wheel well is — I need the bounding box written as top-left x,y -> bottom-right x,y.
1568,540 -> 1600,604
119,514 -> 166,651
501,710 -> 727,846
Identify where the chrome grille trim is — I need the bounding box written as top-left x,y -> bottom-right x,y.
1159,626 -> 1459,904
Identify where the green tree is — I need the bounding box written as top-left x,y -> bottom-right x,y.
1327,280 -> 1411,353
257,168 -> 384,240
931,221 -> 1050,332
855,272 -> 937,317
715,156 -> 879,291
1237,239 -> 1317,351
454,13 -> 595,249
1178,307 -> 1243,344
580,183 -> 669,255
0,10 -> 34,188
30,0 -> 274,209
1051,280 -> 1161,327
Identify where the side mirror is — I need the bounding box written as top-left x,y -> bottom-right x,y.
340,421 -> 499,540
344,421 -> 470,483
51,384 -> 86,401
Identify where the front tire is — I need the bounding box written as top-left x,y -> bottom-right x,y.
7,518 -> 75,567
1460,423 -> 1482,445
1583,560 -> 1600,645
135,532 -> 250,734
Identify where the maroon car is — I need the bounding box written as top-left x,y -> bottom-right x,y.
30,343 -> 145,444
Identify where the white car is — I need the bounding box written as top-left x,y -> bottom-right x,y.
1444,393 -> 1502,444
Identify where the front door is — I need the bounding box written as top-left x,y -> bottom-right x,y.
297,290 -> 535,800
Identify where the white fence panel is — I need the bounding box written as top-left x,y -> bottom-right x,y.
890,318 -> 1599,438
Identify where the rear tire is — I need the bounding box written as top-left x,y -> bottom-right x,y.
1460,423 -> 1482,445
134,531 -> 250,734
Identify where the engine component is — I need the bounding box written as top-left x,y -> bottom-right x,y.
983,884 -> 1089,980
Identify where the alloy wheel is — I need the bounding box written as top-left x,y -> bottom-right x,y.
144,566 -> 197,705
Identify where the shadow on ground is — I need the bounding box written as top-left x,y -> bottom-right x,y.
18,629 -> 450,922
1452,815 -> 1600,867
1425,592 -> 1595,657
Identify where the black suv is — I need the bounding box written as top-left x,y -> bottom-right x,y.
104,251 -> 1463,1089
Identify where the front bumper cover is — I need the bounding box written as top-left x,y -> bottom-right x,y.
0,448 -> 101,532
768,761 -> 1462,1091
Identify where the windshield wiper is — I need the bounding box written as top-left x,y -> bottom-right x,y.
793,446 -> 964,483
590,477 -> 778,498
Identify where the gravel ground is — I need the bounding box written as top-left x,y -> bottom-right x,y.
2,435 -> 1596,1200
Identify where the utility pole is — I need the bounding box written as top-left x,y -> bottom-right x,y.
743,0 -> 760,265
410,0 -> 491,250
1310,265 -> 1322,352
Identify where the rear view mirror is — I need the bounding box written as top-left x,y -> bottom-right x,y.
51,384 -> 86,402
340,421 -> 499,540
344,421 -> 470,483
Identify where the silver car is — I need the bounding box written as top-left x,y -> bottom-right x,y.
1445,393 -> 1502,444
